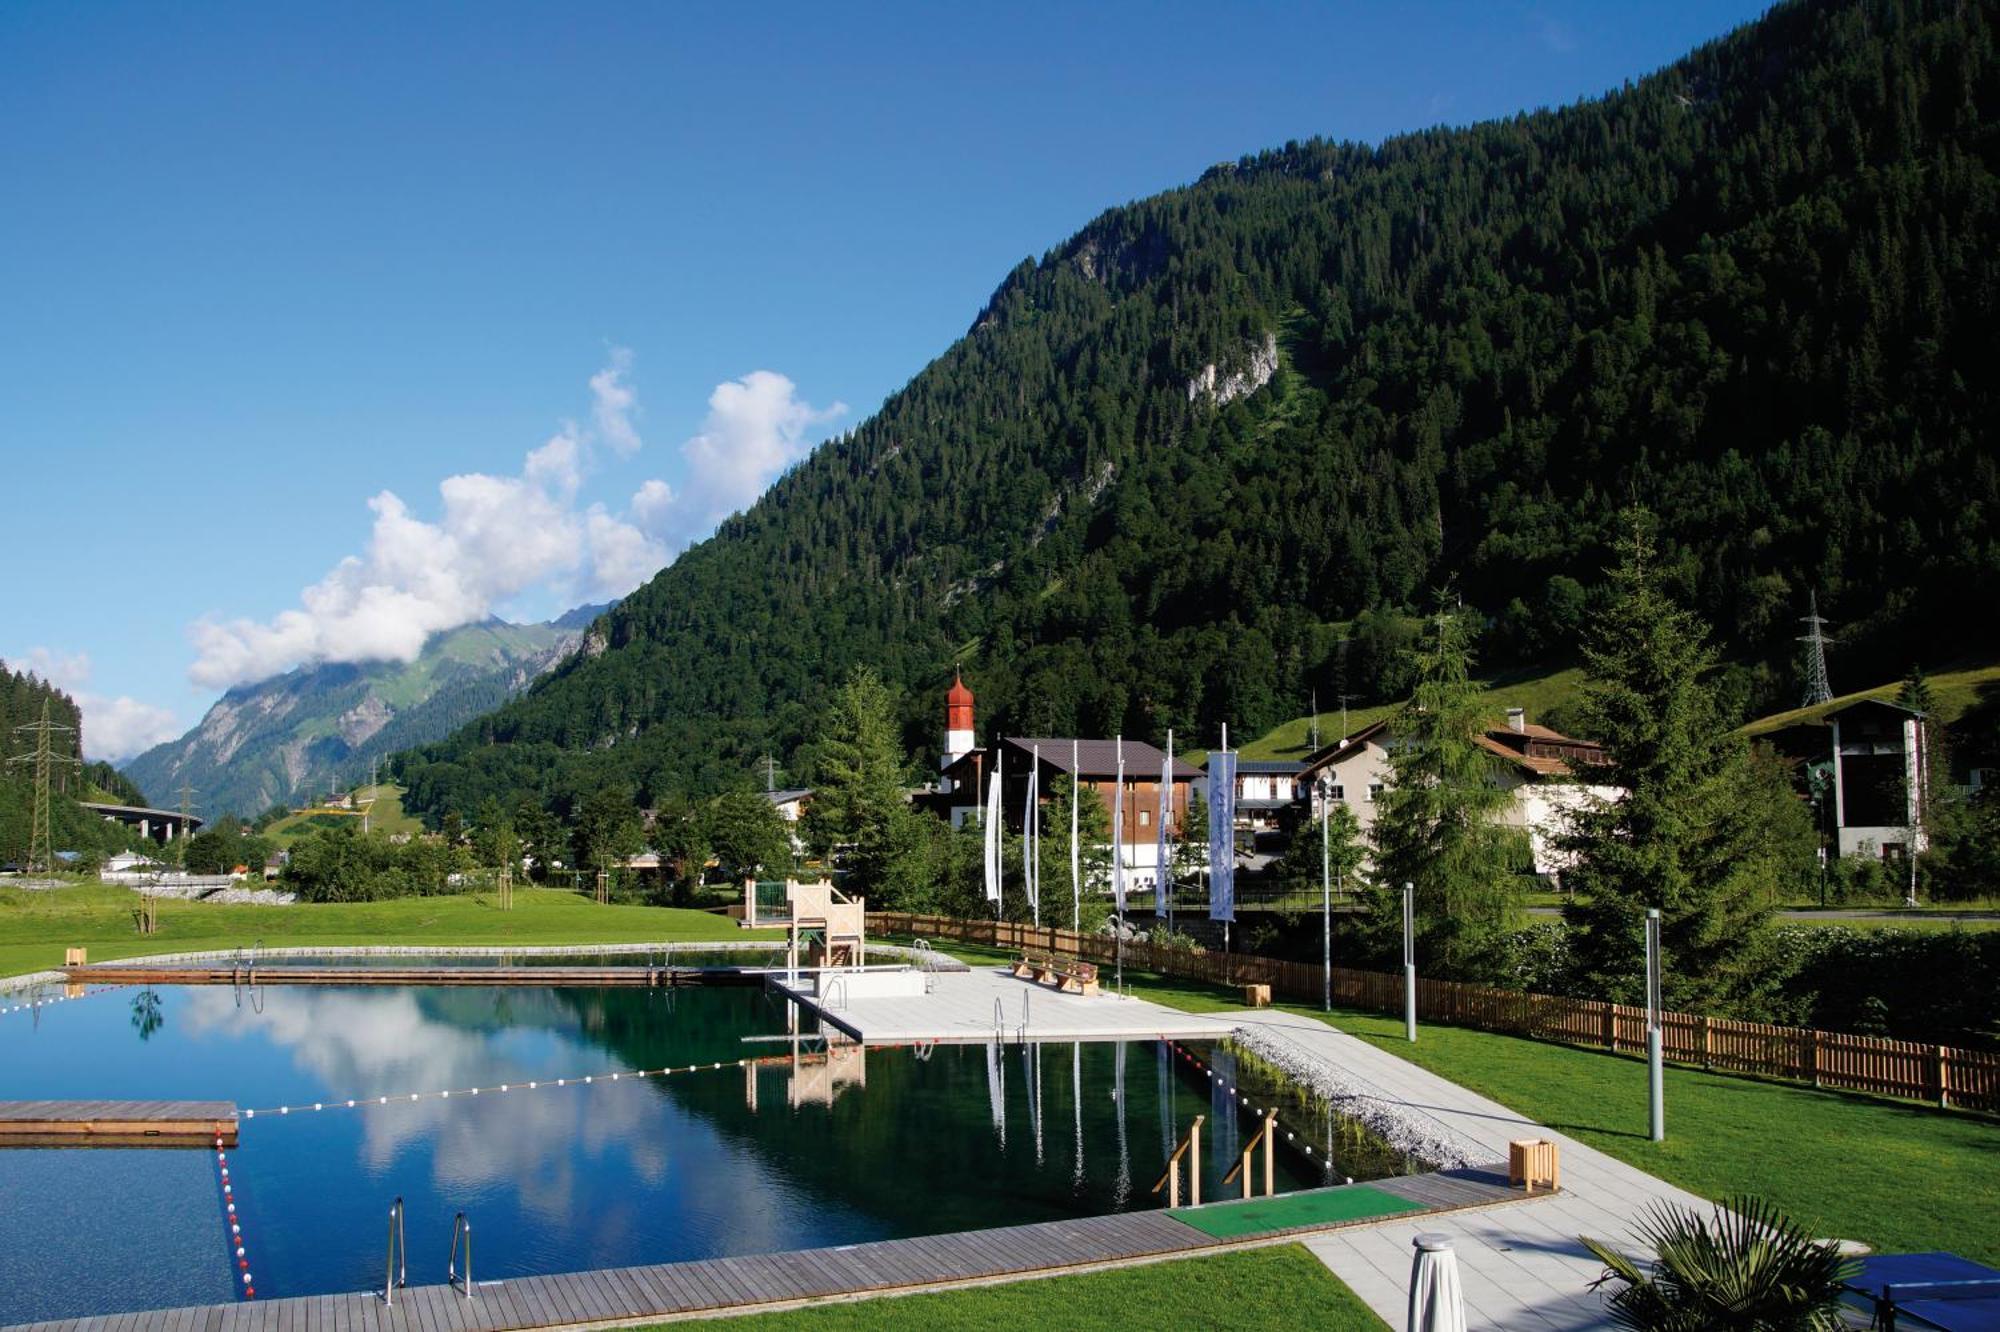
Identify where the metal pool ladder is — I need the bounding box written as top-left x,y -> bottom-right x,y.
381,1197 -> 407,1303
448,1212 -> 475,1298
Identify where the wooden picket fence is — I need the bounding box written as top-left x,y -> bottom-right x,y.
869,911 -> 2000,1115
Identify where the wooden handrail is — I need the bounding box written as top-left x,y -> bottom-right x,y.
1221,1109 -> 1278,1198
1149,1114 -> 1205,1207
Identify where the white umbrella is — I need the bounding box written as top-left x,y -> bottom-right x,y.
1408,1232 -> 1467,1332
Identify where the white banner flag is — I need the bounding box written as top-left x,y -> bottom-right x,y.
1156,731 -> 1173,908
1069,740 -> 1081,931
984,749 -> 1004,906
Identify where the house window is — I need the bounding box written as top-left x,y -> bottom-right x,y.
1368,783 -> 1384,802
1139,809 -> 1151,828
1328,784 -> 1345,801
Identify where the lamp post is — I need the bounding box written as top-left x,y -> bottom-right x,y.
1319,775 -> 1332,1013
1646,907 -> 1664,1142
1403,881 -> 1417,1043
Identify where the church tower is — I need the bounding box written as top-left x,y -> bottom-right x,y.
944,671 -> 975,772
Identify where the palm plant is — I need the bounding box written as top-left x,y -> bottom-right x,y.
1581,1195 -> 1858,1330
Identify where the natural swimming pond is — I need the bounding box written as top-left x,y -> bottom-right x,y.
0,981 -> 1414,1323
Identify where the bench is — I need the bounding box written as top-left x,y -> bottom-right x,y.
1013,952 -> 1099,996
1012,951 -> 1057,982
1055,959 -> 1099,997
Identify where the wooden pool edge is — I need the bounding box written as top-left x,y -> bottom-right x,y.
0,1166 -> 1545,1332
0,1099 -> 238,1148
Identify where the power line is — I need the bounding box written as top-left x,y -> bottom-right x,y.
10,700 -> 80,873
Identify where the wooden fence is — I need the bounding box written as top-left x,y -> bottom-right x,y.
868,911 -> 2000,1115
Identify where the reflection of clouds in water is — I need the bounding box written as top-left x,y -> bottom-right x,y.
180,988 -> 669,1223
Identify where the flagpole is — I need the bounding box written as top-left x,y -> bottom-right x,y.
1029,744 -> 1041,928
1161,728 -> 1174,933
1114,735 -> 1125,997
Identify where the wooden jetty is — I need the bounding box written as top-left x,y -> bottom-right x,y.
0,1167 -> 1527,1331
64,964 -> 765,989
0,1099 -> 237,1148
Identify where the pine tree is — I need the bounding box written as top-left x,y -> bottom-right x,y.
1561,511 -> 1773,1007
804,667 -> 916,899
1371,604 -> 1518,979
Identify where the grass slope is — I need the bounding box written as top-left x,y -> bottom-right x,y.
1744,661 -> 2000,736
0,885 -> 771,980
702,1244 -> 1385,1331
1232,667 -> 1585,761
261,783 -> 424,847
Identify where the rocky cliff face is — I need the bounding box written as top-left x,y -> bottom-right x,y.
123,609 -> 607,818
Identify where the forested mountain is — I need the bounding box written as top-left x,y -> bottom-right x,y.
399,0 -> 2000,824
127,611 -> 607,819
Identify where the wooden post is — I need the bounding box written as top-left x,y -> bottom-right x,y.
1808,1030 -> 1821,1087
1701,1015 -> 1712,1071
1937,1045 -> 1951,1108
1602,1001 -> 1616,1051
1190,1118 -> 1201,1206
1167,1159 -> 1180,1209
1240,1146 -> 1253,1200
1262,1110 -> 1275,1197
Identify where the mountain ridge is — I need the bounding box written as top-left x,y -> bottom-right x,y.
126,606 -> 611,818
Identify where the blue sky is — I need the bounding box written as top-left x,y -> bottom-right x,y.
0,1 -> 1770,760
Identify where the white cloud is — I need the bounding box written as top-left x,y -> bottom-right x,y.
189,350 -> 666,691
642,370 -> 845,547
590,347 -> 642,457
6,648 -> 181,763
184,354 -> 842,692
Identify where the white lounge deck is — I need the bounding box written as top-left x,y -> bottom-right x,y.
772,966 -> 1224,1044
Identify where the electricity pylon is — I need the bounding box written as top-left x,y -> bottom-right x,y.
1799,592 -> 1834,708
10,700 -> 80,873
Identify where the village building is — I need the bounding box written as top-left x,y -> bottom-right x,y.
1827,697 -> 1930,860
1295,709 -> 1616,879
1231,759 -> 1305,833
920,676 -> 1202,889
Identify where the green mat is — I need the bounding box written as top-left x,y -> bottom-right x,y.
1168,1185 -> 1425,1238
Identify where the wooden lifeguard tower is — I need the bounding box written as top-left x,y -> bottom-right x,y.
743,877 -> 866,972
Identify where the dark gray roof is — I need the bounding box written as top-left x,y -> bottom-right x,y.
1001,737 -> 1205,781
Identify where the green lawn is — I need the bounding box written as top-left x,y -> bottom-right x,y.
0,884 -> 772,979
700,1243 -> 1385,1330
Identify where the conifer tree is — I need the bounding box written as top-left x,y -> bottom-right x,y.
1371,603 -> 1518,979
1561,511 -> 1773,1007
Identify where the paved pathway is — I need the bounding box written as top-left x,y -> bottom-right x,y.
1219,1007 -> 1708,1329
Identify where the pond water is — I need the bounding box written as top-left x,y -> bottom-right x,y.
0,983 -> 1410,1322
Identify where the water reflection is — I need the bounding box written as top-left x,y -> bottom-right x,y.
130,987 -> 165,1040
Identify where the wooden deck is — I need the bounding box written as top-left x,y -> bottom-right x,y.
1,1168 -> 1528,1331
65,965 -> 768,989
0,1099 -> 238,1147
